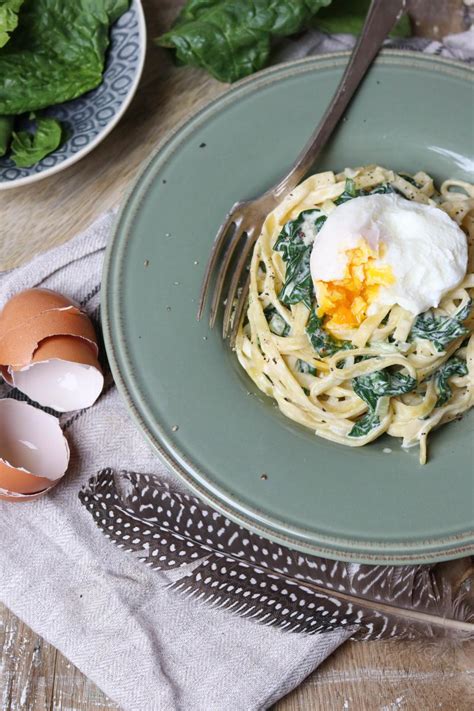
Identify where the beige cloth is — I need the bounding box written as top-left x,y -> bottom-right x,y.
0,213 -> 351,711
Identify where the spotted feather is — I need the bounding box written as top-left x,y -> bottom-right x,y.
79,469 -> 474,640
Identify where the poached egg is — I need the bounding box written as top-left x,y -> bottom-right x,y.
309,193 -> 468,331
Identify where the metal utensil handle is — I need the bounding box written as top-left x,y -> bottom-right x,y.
273,0 -> 406,199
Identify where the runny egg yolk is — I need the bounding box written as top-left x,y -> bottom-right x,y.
315,240 -> 394,331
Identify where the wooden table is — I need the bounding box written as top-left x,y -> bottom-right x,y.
1,1 -> 473,709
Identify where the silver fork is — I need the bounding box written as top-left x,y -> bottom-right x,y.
197,0 -> 406,346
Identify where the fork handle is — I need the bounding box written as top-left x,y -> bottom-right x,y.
273,0 -> 406,199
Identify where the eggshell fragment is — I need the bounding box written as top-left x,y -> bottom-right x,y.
7,336 -> 104,412
0,399 -> 69,496
0,288 -> 81,333
0,310 -> 98,369
0,486 -> 53,502
0,364 -> 12,385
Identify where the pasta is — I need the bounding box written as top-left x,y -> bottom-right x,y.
235,166 -> 474,463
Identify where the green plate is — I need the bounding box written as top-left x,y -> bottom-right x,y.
103,51 -> 474,564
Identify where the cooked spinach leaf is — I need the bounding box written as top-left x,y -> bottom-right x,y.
348,367 -> 417,438
156,0 -> 333,83
0,0 -> 130,115
313,0 -> 410,37
334,177 -> 359,204
410,299 -> 472,352
433,356 -> 468,408
264,305 -> 290,337
0,0 -> 23,48
10,114 -> 62,167
348,410 -> 380,438
274,209 -> 326,309
306,308 -> 353,358
0,114 -> 13,156
368,183 -> 396,196
335,177 -> 395,205
296,359 -> 317,376
398,173 -> 421,188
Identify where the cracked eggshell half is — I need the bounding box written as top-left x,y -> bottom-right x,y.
0,288 -> 98,369
0,288 -> 103,411
7,335 -> 104,412
0,399 -> 70,497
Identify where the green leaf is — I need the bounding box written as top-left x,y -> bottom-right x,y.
0,114 -> 13,156
295,359 -> 317,376
410,299 -> 472,352
348,367 -> 417,438
306,308 -> 353,358
0,0 -> 130,115
398,173 -> 421,189
273,209 -> 326,309
367,183 -> 397,196
0,0 -> 23,48
104,0 -> 130,23
335,177 -> 396,205
10,114 -> 62,167
334,177 -> 358,203
433,356 -> 468,408
156,0 -> 332,83
313,0 -> 411,37
264,305 -> 290,337
347,410 -> 380,438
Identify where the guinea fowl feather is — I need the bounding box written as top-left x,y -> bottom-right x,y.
79,469 -> 474,641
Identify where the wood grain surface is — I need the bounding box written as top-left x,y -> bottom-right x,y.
1,1 -> 473,710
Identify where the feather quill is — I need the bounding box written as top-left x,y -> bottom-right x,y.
79,469 -> 474,641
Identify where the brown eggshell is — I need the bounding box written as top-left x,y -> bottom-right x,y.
0,487 -> 53,502
0,364 -> 12,385
7,335 -> 104,412
0,399 -> 69,496
0,462 -> 55,496
0,288 -> 81,334
0,310 -> 98,368
29,334 -> 100,367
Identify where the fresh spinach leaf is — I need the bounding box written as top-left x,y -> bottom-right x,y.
274,209 -> 326,309
295,359 -> 317,376
156,0 -> 333,83
313,0 -> 410,37
0,114 -> 13,156
0,0 -> 23,48
0,0 -> 130,115
264,305 -> 290,337
10,114 -> 62,167
410,299 -> 472,352
306,308 -> 353,358
348,367 -> 417,438
105,0 -> 131,23
433,356 -> 468,408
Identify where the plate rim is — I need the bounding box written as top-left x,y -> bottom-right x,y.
103,50 -> 474,564
0,0 -> 147,191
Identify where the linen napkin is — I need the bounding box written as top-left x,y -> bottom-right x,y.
0,212 -> 352,711
1,30 -> 473,711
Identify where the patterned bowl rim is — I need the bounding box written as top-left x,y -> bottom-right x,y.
0,0 -> 146,191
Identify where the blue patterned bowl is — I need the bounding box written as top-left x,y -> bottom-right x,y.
0,0 -> 146,189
